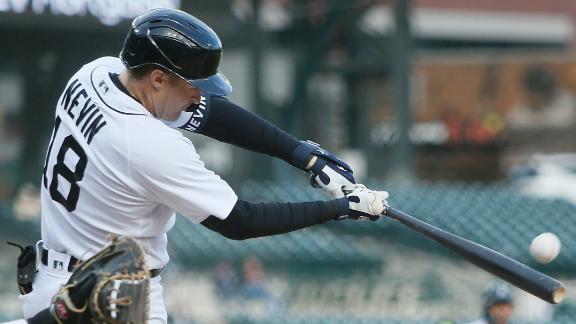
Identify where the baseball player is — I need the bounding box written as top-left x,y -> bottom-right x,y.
21,8 -> 388,323
467,282 -> 515,324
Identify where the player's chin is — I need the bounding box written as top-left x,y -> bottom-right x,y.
162,112 -> 182,122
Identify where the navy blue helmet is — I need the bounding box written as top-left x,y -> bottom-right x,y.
120,8 -> 232,96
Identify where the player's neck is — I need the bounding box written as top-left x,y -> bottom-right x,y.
119,71 -> 156,116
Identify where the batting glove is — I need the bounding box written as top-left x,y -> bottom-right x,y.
290,140 -> 356,198
340,185 -> 389,221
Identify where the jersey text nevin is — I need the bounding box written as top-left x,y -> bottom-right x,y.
60,78 -> 107,144
182,95 -> 208,132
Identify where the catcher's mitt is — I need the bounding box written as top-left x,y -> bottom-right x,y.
50,236 -> 150,324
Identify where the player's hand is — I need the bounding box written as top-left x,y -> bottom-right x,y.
340,185 -> 389,221
291,140 -> 356,198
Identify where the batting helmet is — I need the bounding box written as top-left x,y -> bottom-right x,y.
483,281 -> 514,318
120,8 -> 232,96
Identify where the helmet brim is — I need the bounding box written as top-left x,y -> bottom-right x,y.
188,71 -> 232,97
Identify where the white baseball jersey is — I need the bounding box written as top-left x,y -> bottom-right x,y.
40,56 -> 238,269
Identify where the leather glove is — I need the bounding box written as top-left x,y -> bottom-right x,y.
50,236 -> 150,324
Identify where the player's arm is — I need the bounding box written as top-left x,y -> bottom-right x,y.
201,186 -> 389,240
166,96 -> 356,197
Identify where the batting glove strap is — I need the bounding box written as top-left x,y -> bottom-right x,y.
290,140 -> 319,170
290,141 -> 352,172
291,140 -> 356,198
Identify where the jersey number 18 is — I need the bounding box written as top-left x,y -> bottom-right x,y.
43,116 -> 88,212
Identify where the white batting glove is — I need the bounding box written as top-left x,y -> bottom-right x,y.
341,185 -> 389,221
290,140 -> 356,198
310,159 -> 356,198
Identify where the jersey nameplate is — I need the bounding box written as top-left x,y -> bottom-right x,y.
60,79 -> 108,144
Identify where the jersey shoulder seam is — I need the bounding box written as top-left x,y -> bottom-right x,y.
89,64 -> 148,117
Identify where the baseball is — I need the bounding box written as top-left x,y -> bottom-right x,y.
530,232 -> 561,264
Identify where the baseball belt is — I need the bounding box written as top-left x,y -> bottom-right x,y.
41,247 -> 165,278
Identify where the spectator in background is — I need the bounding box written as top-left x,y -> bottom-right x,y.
507,65 -> 576,130
241,256 -> 272,300
213,261 -> 240,299
468,281 -> 514,324
212,258 -> 285,314
241,256 -> 284,314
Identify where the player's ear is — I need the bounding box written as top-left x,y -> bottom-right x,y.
149,69 -> 169,90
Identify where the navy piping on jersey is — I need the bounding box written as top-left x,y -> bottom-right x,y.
90,68 -> 148,116
108,73 -> 142,104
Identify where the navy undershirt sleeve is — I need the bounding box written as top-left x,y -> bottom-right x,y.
201,198 -> 349,240
198,97 -> 301,164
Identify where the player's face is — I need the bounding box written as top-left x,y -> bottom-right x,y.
156,74 -> 202,121
488,303 -> 514,324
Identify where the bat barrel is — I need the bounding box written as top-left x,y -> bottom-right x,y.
384,207 -> 566,304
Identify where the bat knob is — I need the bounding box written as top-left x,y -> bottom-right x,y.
381,204 -> 390,216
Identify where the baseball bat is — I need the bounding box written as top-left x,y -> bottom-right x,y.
383,207 -> 566,304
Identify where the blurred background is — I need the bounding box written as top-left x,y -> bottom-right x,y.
1,0 -> 576,323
